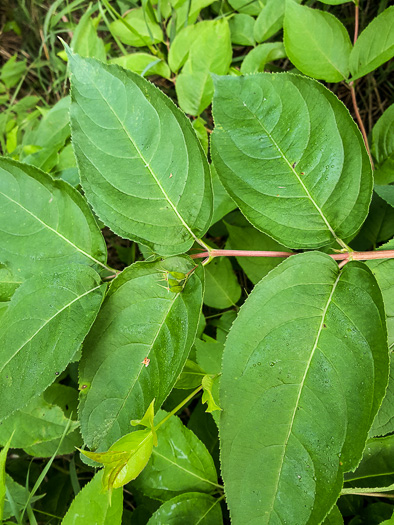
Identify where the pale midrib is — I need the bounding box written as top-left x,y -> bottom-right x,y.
269,272 -> 341,518
196,497 -> 221,525
153,449 -> 221,489
0,284 -> 102,373
245,109 -> 344,248
0,191 -> 109,271
91,82 -> 200,245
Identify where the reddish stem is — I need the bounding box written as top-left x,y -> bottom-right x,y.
190,249 -> 394,262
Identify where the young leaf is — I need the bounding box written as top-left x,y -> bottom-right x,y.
201,375 -> 221,413
372,104 -> 394,185
228,0 -> 264,16
68,51 -> 212,255
0,158 -> 108,278
211,74 -> 372,250
62,470 -> 123,524
147,492 -> 223,524
133,412 -> 219,500
109,8 -> 163,47
79,257 -> 204,451
349,6 -> 394,82
70,10 -> 106,61
284,1 -> 352,82
204,257 -> 241,309
110,53 -> 171,79
220,252 -> 388,524
229,14 -> 255,46
175,359 -> 206,389
0,265 -> 106,421
254,0 -> 301,44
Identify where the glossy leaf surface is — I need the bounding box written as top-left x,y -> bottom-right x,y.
0,158 -> 107,278
79,257 -> 204,451
284,1 -> 352,82
147,492 -> 223,524
212,73 -> 372,250
134,412 -> 219,500
220,252 -> 388,524
69,52 -> 212,255
0,265 -> 105,421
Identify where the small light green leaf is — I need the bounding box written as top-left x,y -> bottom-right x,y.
220,252 -> 389,524
71,11 -> 106,61
229,14 -> 255,46
176,360 -> 206,389
372,104 -> 394,185
344,435 -> 394,489
175,20 -> 232,116
228,0 -> 264,16
0,384 -> 81,457
0,434 -> 13,522
284,1 -> 352,82
79,257 -> 204,451
0,157 -> 108,278
204,257 -> 241,309
110,53 -> 171,78
131,399 -> 156,429
147,492 -> 223,524
0,55 -> 26,89
134,412 -> 219,500
68,53 -> 212,255
192,117 -> 208,156
254,0 -> 300,44
225,211 -> 292,284
211,74 -> 372,250
62,470 -> 123,524
0,265 -> 21,302
201,375 -> 221,413
0,265 -> 106,421
241,42 -> 286,74
349,6 -> 394,82
110,8 -> 163,47
318,0 -> 352,4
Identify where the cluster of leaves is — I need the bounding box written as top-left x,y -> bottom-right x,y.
0,0 -> 394,523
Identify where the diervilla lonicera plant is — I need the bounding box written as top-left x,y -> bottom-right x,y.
0,3 -> 394,523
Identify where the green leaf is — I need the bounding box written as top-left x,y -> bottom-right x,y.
318,0 -> 352,4
110,53 -> 171,79
229,14 -> 255,46
254,0 -> 300,44
0,158 -> 108,278
201,375 -> 221,413
322,506 -> 344,525
175,20 -> 232,116
372,104 -> 394,185
82,429 -> 155,490
175,360 -> 206,389
228,0 -> 264,16
0,435 -> 13,522
195,338 -> 224,375
0,385 -> 81,457
375,186 -> 394,210
210,164 -> 236,226
0,265 -> 21,302
79,257 -> 204,451
211,73 -> 372,250
3,475 -> 30,522
110,8 -> 163,47
220,252 -> 389,524
204,257 -> 241,309
225,211 -> 292,284
62,470 -> 123,524
147,492 -> 223,524
134,412 -> 219,500
241,42 -> 286,74
192,118 -> 209,156
68,52 -> 212,255
349,6 -> 394,82
344,435 -> 394,489
355,192 -> 394,249
284,1 -> 352,82
0,265 -> 106,421
0,55 -> 26,89
71,11 -> 106,61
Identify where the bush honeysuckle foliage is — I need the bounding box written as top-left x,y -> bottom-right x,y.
1,1 -> 394,524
